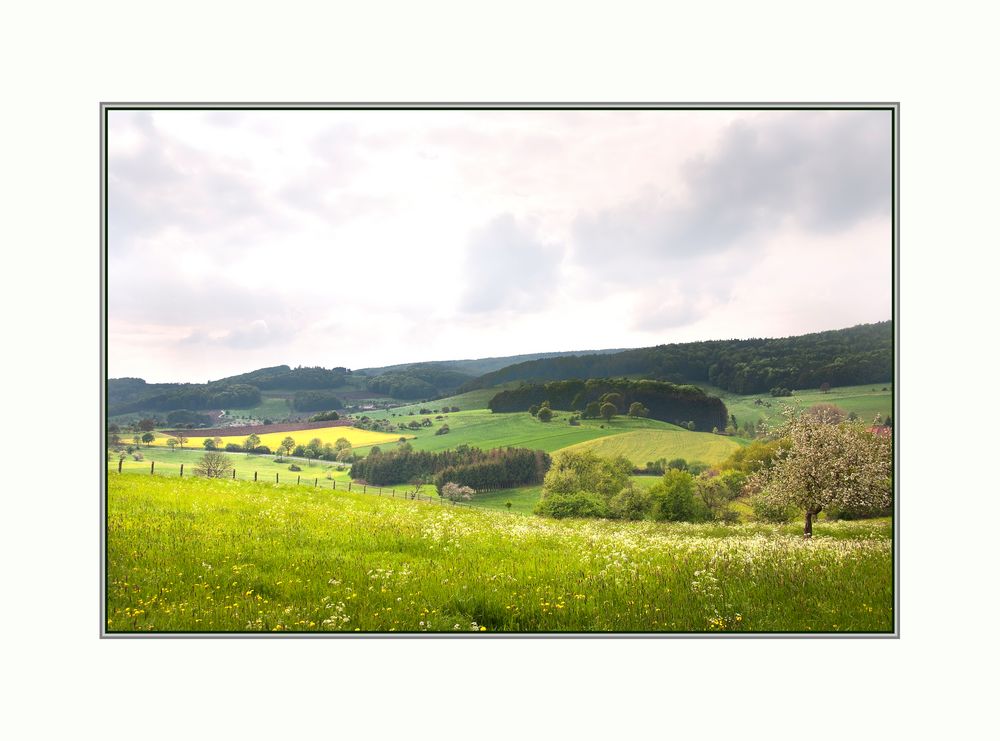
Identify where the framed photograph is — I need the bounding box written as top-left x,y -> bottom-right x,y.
102,103 -> 897,636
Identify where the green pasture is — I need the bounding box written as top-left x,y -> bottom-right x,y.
222,396 -> 293,421
362,385 -> 514,419
390,409 -> 690,455
703,383 -> 893,431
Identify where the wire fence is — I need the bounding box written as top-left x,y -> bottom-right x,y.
110,458 -> 475,507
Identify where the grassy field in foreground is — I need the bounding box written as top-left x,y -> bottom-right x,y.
107,473 -> 892,633
558,428 -> 742,467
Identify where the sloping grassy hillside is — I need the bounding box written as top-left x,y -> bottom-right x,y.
558,428 -> 743,466
704,383 -> 893,431
106,473 -> 892,633
396,409 -> 685,454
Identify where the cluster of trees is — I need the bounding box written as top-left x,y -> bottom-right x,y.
534,407 -> 893,536
364,366 -> 473,400
165,409 -> 215,427
528,401 -> 555,422
432,447 -> 550,493
637,457 -> 711,476
488,378 -> 728,432
291,391 -> 344,412
349,443 -> 550,489
462,322 -> 891,395
277,435 -> 355,462
533,451 -> 741,521
308,410 -> 341,422
352,416 -> 395,433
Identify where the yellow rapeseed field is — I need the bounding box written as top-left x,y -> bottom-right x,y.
149,425 -> 404,450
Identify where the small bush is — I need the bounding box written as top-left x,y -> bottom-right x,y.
534,492 -> 608,519
608,487 -> 651,521
288,464 -> 302,472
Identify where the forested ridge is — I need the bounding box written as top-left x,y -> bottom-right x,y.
487,378 -> 729,431
462,322 -> 892,394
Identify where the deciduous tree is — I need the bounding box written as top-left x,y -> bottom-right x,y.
194,451 -> 235,478
748,409 -> 892,536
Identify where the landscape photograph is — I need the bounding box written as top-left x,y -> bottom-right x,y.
103,104 -> 896,635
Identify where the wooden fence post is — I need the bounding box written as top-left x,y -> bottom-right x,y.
363,485 -> 367,493
150,460 -> 155,474
117,457 -> 123,473
314,478 -> 318,487
348,482 -> 352,492
297,475 -> 301,485
254,471 -> 257,482
179,464 -> 184,478
276,472 -> 279,484
232,468 -> 236,479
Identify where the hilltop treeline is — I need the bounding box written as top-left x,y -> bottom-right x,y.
463,322 -> 892,395
108,382 -> 261,415
350,444 -> 551,489
364,365 -> 475,399
488,379 -> 728,432
216,365 -> 350,390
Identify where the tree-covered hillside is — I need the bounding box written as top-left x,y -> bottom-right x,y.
488,379 -> 728,432
463,322 -> 891,395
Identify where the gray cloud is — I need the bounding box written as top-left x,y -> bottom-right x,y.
181,319 -> 291,350
108,112 -> 280,250
572,110 -> 891,279
459,214 -> 563,313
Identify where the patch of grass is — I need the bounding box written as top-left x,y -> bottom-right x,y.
117,447 -> 354,483
222,396 -> 293,421
361,385 -> 517,419
106,473 -> 893,633
557,428 -> 742,467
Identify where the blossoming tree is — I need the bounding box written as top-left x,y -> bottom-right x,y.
750,408 -> 893,536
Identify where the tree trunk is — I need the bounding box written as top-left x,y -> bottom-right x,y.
804,510 -> 818,538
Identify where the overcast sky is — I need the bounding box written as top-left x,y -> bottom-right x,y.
108,108 -> 892,383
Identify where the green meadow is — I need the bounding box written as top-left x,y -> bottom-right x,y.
107,473 -> 892,633
559,428 -> 741,467
393,408 -> 717,456
704,383 -> 893,431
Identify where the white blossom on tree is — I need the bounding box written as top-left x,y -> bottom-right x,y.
748,407 -> 892,536
441,482 -> 475,502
